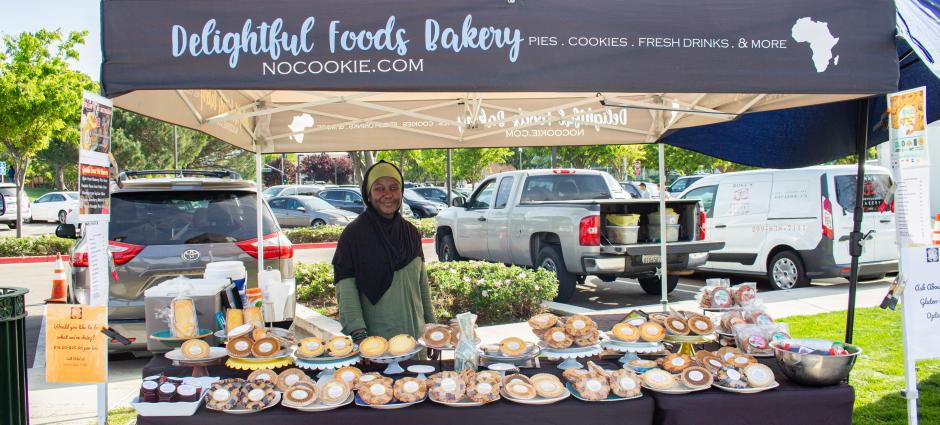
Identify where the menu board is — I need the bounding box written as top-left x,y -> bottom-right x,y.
901,246 -> 940,361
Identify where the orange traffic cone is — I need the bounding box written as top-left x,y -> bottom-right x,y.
46,254 -> 68,304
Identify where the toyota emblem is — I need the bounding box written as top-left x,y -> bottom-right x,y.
181,249 -> 201,262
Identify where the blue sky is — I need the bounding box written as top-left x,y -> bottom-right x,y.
1,0 -> 102,80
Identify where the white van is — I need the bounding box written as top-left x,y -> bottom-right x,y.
680,165 -> 898,290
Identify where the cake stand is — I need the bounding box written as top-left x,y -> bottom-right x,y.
663,333 -> 717,356
294,354 -> 362,378
601,339 -> 665,364
538,343 -> 602,370
165,347 -> 228,377
363,346 -> 423,374
225,347 -> 294,370
479,342 -> 541,368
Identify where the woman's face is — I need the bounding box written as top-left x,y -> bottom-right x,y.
370,176 -> 402,218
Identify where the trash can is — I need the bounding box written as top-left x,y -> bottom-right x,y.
1,287 -> 29,425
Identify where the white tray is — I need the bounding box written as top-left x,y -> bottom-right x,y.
355,394 -> 427,409
207,392 -> 282,414
131,394 -> 205,417
282,392 -> 354,411
500,387 -> 570,405
713,381 -> 780,394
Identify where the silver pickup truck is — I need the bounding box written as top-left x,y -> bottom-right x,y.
435,169 -> 723,302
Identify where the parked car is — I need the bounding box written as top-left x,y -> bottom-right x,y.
262,184 -> 324,199
29,191 -> 78,223
412,186 -> 471,206
680,165 -> 898,290
622,181 -> 661,199
436,169 -> 722,301
403,189 -> 448,218
317,186 -> 415,218
0,183 -> 30,229
58,170 -> 294,353
667,175 -> 706,195
268,195 -> 358,227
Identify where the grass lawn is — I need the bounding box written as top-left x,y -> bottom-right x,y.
780,307 -> 940,425
25,187 -> 54,201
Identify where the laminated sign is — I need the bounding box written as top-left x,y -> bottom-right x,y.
45,304 -> 107,383
78,91 -> 112,223
901,246 -> 940,361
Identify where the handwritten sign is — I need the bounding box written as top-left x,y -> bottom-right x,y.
45,304 -> 107,383
901,246 -> 940,361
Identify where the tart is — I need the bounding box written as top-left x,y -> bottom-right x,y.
648,312 -> 670,324
504,379 -> 537,400
562,368 -> 590,382
717,347 -> 742,364
359,336 -> 389,357
239,381 -> 277,411
573,375 -> 610,401
359,377 -> 395,405
528,313 -> 558,331
394,377 -> 427,402
502,373 -> 532,388
428,371 -> 465,402
663,315 -> 691,336
334,367 -> 362,386
251,337 -> 281,358
611,323 -> 640,342
247,369 -> 277,383
530,374 -> 565,398
319,379 -> 352,405
276,368 -> 309,392
466,380 -> 501,403
564,315 -> 596,337
356,373 -> 383,391
206,380 -> 241,410
586,361 -> 610,379
499,337 -> 528,356
609,369 -> 641,398
642,369 -> 676,390
544,327 -> 573,349
700,354 -> 727,374
574,329 -> 600,347
688,315 -> 715,335
251,327 -> 268,342
476,371 -> 502,384
284,382 -> 318,406
181,339 -> 210,360
733,285 -> 757,305
744,364 -> 775,388
639,322 -> 666,342
628,359 -> 657,371
225,309 -> 244,334
459,369 -> 477,389
297,337 -> 325,358
327,336 -> 354,356
680,366 -> 713,389
423,325 -> 452,348
662,353 -> 692,373
387,334 -> 417,356
227,336 -> 254,358
227,323 -> 254,340
717,368 -> 747,389
729,354 -> 758,369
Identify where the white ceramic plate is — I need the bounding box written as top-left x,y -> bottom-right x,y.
208,392 -> 282,414
363,346 -> 423,362
165,347 -> 228,363
293,345 -> 361,362
713,381 -> 780,394
355,394 -> 427,409
564,382 -> 641,402
282,392 -> 354,411
429,394 -> 499,407
500,387 -> 570,405
640,382 -> 710,395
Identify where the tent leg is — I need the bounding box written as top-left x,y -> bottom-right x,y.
658,143 -> 669,311
255,151 -> 264,277
845,99 -> 869,345
446,149 -> 453,205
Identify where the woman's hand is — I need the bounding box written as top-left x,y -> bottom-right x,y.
350,328 -> 369,343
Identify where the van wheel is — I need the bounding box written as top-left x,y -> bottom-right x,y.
537,245 -> 576,302
768,251 -> 809,290
439,234 -> 464,262
637,276 -> 679,295
7,222 -> 16,229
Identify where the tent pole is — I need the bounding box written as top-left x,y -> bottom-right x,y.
255,151 -> 264,278
446,149 -> 453,205
845,98 -> 869,345
658,142 -> 669,311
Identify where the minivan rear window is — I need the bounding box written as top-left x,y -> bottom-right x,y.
521,174 -> 611,202
834,174 -> 893,213
109,191 -> 277,245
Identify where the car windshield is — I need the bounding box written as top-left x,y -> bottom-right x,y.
404,189 -> 428,202
109,190 -> 277,245
302,197 -> 338,211
262,187 -> 282,197
521,174 -> 611,202
66,192 -> 79,200
0,188 -> 16,197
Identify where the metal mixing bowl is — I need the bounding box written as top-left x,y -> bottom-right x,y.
771,338 -> 862,386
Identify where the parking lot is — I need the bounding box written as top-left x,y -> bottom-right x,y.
0,221 -> 60,237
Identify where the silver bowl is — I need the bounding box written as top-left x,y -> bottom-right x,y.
771,339 -> 862,386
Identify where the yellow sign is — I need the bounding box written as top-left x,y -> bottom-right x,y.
45,304 -> 107,383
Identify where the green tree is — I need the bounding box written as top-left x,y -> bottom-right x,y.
36,137 -> 78,190
0,30 -> 97,236
641,144 -> 742,178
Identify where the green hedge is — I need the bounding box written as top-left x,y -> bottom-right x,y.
0,235 -> 74,257
285,218 -> 436,243
294,260 -> 558,325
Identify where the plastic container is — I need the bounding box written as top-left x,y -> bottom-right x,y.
648,224 -> 679,242
246,288 -> 263,308
204,261 -> 248,306
648,210 -> 680,225
605,225 -> 639,244
606,214 -> 640,227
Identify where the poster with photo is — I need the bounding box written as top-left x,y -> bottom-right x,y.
78,91 -> 112,223
887,87 -> 931,246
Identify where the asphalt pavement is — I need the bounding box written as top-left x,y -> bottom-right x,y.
0,221 -> 60,237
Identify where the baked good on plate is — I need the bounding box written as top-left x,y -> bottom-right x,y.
251,337 -> 281,358
284,381 -> 318,406
476,371 -> 502,384
388,334 -> 417,356
276,368 -> 309,392
528,313 -> 558,331
639,322 -> 666,342
394,377 -> 427,402
297,337 -> 325,357
573,375 -> 610,401
574,329 -> 600,346
688,314 -> 715,335
355,372 -> 383,391
171,298 -> 197,338
334,367 -> 362,386
530,374 -> 565,398
225,309 -> 244,334
663,315 -> 691,336
609,369 -> 641,398
717,368 -> 748,389
327,336 -> 354,357
562,368 -> 590,382
423,325 -> 452,348
499,337 -> 528,356
239,381 -> 277,411
543,327 -> 573,349
206,380 -> 241,410
359,377 -> 395,405
564,315 -> 597,337
359,336 -> 388,357
611,323 -> 640,342
466,379 -> 501,403
744,364 -> 775,388
662,353 -> 692,373
428,371 -> 465,402
319,378 -> 352,405
247,369 -> 276,383
642,369 -> 676,390
181,339 -> 210,360
679,366 -> 713,389
227,336 -> 253,358
504,378 -> 537,400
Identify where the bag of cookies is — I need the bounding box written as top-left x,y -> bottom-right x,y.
698,279 -> 732,309
731,282 -> 758,306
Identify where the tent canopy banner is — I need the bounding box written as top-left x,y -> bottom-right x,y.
102,0 -> 897,97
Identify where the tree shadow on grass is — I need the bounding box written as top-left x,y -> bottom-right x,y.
853,371 -> 940,425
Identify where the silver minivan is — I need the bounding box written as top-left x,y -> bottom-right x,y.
63,171 -> 294,352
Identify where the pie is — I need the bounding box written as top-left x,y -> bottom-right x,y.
502,373 -> 531,388
251,337 -> 281,358
573,375 -> 610,401
206,380 -> 242,410
688,315 -> 715,335
680,366 -> 713,389
466,380 -> 501,403
476,371 -> 502,384
499,337 -> 528,356
387,334 -> 417,356
717,368 -> 747,389
171,298 -> 197,338
729,354 -> 758,369
226,336 -> 253,358
359,377 -> 395,405
334,367 -> 362,386
648,312 -> 670,324
662,353 -> 692,373
181,339 -> 210,360
699,354 -> 726,374
562,368 -> 590,382
641,369 -> 676,390
319,378 -> 352,405
744,364 -> 775,388
239,381 -> 277,411
611,323 -> 640,342
284,382 -> 318,406
276,368 -> 309,392
327,336 -> 354,356
528,313 -> 558,331
717,347 -> 742,363
504,379 -> 537,400
609,369 -> 641,398
628,359 -> 657,371
423,325 -> 452,348
247,369 -> 276,383
564,315 -> 596,337
428,371 -> 465,402
225,309 -> 244,334
544,327 -> 573,349
356,372 -> 383,391
297,337 -> 325,358
663,316 -> 690,336
574,329 -> 600,346
226,323 -> 253,339
359,336 -> 388,357
530,374 -> 565,398
393,377 -> 427,402
639,322 -> 665,342
586,361 -> 610,379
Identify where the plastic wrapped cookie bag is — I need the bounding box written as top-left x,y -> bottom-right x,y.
454,312 -> 480,372
731,282 -> 759,306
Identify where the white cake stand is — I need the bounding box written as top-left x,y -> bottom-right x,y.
601,340 -> 664,364
363,346 -> 423,374
538,343 -> 602,370
293,354 -> 363,378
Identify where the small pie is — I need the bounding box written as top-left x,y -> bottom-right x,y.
206,380 -> 241,410
544,327 -> 573,349
639,322 -> 665,342
428,371 -> 465,402
297,337 -> 325,358
499,337 -> 528,356
334,367 -> 362,386
562,368 -> 590,382
663,316 -> 691,336
239,381 -> 277,411
502,373 -> 531,388
247,369 -> 277,383
387,334 -> 417,356
423,325 -> 452,348
284,382 -> 318,406
573,375 -> 610,401
504,379 -> 537,400
612,323 -> 640,342
586,361 -> 610,379
227,336 -> 253,358
319,378 -> 352,405
662,353 -> 692,373
466,380 -> 501,403
729,354 -> 758,369
564,315 -> 596,337
688,315 -> 715,335
744,364 -> 775,388
359,377 -> 395,405
227,323 -> 254,340
680,366 -> 713,389
359,336 -> 388,357
717,368 -> 747,388
181,339 -> 210,360
700,354 -> 726,374
648,312 -> 670,324
394,377 -> 427,402
276,368 -> 309,392
628,359 -> 657,371
356,373 -> 383,391
642,369 -> 676,390
528,313 -> 558,331
609,369 -> 641,398
530,374 -> 565,398
574,329 -> 600,346
251,337 -> 281,358
327,336 -> 354,356
476,371 -> 502,384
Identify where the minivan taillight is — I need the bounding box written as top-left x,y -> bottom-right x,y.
821,196 -> 834,240
579,215 -> 600,246
699,209 -> 707,240
71,241 -> 145,267
236,232 -> 294,259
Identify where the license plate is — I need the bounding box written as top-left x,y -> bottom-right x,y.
641,255 -> 661,264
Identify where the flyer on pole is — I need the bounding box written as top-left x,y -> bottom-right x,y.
45,304 -> 108,383
901,246 -> 940,361
78,91 -> 113,224
886,87 -> 931,246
